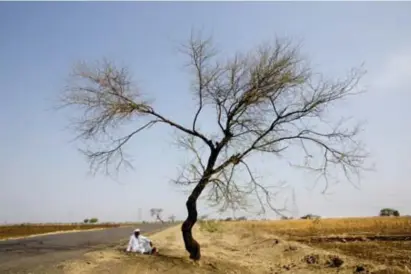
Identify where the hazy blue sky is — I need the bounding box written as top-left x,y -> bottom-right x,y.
1,2 -> 410,223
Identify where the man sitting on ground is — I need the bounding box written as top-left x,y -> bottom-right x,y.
126,228 -> 158,255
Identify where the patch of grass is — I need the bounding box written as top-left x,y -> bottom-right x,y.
198,220 -> 222,233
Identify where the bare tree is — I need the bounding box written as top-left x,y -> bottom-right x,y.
60,32 -> 368,261
150,208 -> 164,223
168,215 -> 176,223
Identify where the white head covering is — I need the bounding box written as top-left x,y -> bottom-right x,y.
134,228 -> 140,232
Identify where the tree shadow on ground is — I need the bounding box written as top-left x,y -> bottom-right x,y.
117,248 -> 194,268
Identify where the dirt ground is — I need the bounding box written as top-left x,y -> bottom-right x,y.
57,219 -> 411,274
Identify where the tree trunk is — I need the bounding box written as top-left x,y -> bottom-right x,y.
181,179 -> 207,260
156,215 -> 165,224
181,149 -> 220,260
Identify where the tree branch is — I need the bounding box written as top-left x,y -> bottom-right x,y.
60,33 -> 369,223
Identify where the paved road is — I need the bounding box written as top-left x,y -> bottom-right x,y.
0,223 -> 173,273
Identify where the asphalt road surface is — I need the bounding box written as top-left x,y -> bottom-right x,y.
0,223 -> 173,273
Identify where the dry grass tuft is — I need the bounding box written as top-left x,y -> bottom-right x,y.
198,220 -> 223,233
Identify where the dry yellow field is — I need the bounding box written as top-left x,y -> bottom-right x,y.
241,217 -> 411,269
58,217 -> 411,274
241,217 -> 411,237
0,223 -> 120,240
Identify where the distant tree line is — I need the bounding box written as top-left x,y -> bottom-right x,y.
301,214 -> 321,220
81,208 -> 403,225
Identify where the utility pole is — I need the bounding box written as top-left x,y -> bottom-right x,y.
291,188 -> 299,219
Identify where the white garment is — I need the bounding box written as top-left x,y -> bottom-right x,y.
126,234 -> 152,253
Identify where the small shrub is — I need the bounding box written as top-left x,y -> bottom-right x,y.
327,255 -> 344,268
354,265 -> 367,273
89,218 -> 98,224
301,214 -> 321,220
379,208 -> 400,217
83,219 -> 89,224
